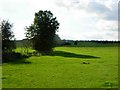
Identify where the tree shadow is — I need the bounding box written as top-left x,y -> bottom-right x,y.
7,59 -> 31,65
2,52 -> 31,64
49,51 -> 100,59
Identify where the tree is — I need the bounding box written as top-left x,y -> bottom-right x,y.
74,41 -> 78,45
0,20 -> 16,52
25,10 -> 59,54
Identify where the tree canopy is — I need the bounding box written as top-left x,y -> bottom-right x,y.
0,20 -> 15,52
25,10 -> 59,54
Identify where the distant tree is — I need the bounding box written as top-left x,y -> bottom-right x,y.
0,20 -> 16,52
25,10 -> 59,54
74,41 -> 77,45
22,39 -> 32,56
54,34 -> 62,46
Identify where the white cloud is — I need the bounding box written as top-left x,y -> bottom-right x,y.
55,0 -> 118,40
0,0 -> 118,40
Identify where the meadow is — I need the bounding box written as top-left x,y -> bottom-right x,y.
2,46 -> 118,88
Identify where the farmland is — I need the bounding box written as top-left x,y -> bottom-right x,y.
2,45 -> 118,88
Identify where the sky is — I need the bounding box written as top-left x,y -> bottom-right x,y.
0,0 -> 119,41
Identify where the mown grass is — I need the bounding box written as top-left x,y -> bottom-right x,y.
2,46 -> 118,88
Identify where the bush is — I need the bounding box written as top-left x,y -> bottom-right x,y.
62,42 -> 71,46
2,52 -> 28,63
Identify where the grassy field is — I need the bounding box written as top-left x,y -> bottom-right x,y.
0,65 -> 2,89
2,46 -> 118,88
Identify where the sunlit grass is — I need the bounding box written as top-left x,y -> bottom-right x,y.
2,46 -> 118,88
0,65 -> 2,89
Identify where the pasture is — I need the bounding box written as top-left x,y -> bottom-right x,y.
2,46 -> 118,88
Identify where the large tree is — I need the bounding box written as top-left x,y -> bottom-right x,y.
0,20 -> 15,52
25,10 -> 59,54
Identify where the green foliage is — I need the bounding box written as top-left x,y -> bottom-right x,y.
25,10 -> 59,54
2,52 -> 28,63
61,41 -> 119,47
0,20 -> 16,52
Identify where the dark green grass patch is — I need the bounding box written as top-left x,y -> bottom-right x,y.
50,51 -> 100,58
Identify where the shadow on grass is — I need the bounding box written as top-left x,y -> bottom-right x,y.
49,51 -> 100,59
2,52 -> 31,64
7,59 -> 31,64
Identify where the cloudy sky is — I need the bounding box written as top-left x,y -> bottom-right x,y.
0,0 -> 119,40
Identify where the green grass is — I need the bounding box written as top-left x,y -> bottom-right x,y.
0,65 -> 2,89
2,46 -> 118,88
